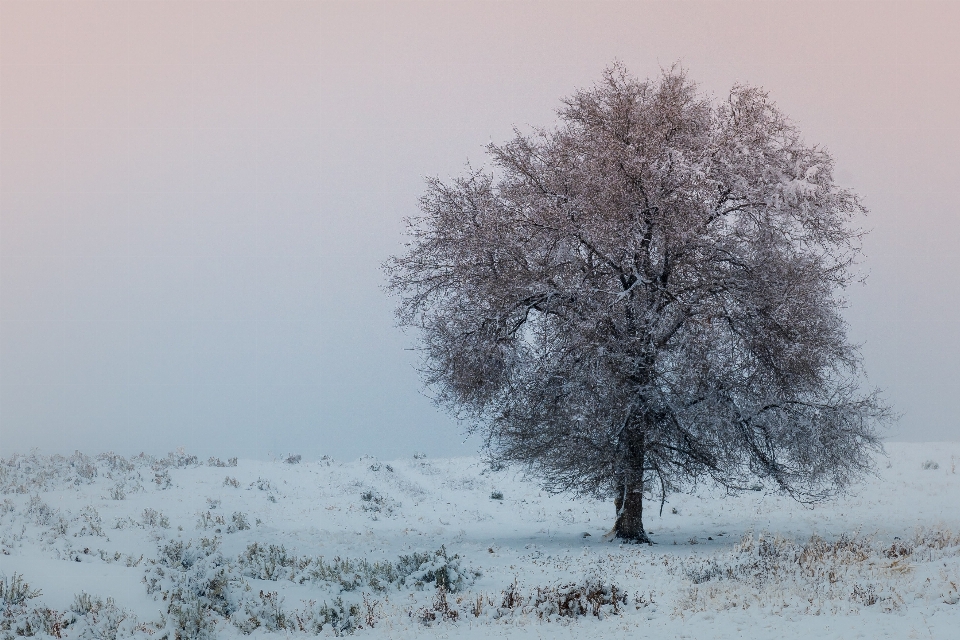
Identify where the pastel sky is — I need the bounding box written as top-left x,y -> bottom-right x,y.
1,1 -> 958,460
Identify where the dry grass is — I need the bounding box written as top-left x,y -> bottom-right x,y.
670,528 -> 960,616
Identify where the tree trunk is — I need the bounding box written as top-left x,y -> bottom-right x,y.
613,484 -> 651,543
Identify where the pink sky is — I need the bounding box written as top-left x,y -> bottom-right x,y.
1,1 -> 958,458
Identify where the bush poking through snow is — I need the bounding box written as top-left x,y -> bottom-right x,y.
228,512 -> 250,533
26,495 -> 54,527
207,457 -> 236,468
196,511 -> 226,531
0,573 -> 40,609
153,469 -> 173,489
670,529 -> 960,615
141,508 -> 169,529
237,543 -> 477,593
108,482 -> 127,501
494,577 -> 629,620
359,490 -> 400,519
250,478 -> 274,492
490,490 -> 504,501
415,577 -> 631,624
400,546 -> 475,592
922,460 -> 940,470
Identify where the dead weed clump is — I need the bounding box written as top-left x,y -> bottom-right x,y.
670,529 -> 960,616
415,577 -> 630,625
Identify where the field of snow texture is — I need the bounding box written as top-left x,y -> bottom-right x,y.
1,444 -> 958,639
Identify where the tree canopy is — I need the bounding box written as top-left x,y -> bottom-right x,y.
385,66 -> 890,542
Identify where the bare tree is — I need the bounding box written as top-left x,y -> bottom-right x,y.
385,65 -> 890,543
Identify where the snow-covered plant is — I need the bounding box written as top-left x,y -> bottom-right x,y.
97,452 -> 135,475
246,596 -> 359,636
196,511 -> 226,531
228,512 -> 250,533
666,530 -> 951,614
359,489 -> 399,517
0,574 -> 67,638
0,573 -> 40,609
26,495 -> 54,526
236,590 -> 290,632
396,546 -> 476,592
163,448 -> 199,469
164,596 -> 219,640
67,594 -> 133,640
152,468 -> 172,489
250,478 -> 274,492
141,508 -> 169,529
385,64 -> 892,542
238,542 -> 296,582
108,481 -> 126,501
0,451 -> 98,494
144,535 -> 246,638
236,543 -> 478,593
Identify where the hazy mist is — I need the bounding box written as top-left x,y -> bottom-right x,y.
1,1 -> 958,460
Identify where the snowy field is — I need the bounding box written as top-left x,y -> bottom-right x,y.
1,443 -> 958,639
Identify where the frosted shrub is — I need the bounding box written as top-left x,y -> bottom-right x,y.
0,574 -> 79,638
153,468 -> 172,489
228,512 -> 250,533
237,590 -> 290,632
235,595 -> 360,636
67,594 -> 133,640
163,448 -> 199,468
398,546 -> 475,592
237,543 -> 477,593
145,535 -> 242,634
922,460 -> 940,470
0,451 -> 98,494
360,489 -> 400,519
290,598 -> 360,635
667,531 -> 945,614
165,597 -> 218,640
97,452 -> 135,474
196,511 -> 226,531
238,543 -> 297,582
108,482 -> 127,501
26,495 -> 54,526
522,578 -> 627,619
0,573 -> 40,609
422,577 -> 630,624
223,476 -> 241,488
50,515 -> 69,537
207,457 -> 236,468
250,478 -> 274,492
141,508 -> 169,529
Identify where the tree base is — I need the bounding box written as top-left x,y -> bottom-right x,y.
611,488 -> 652,543
615,531 -> 653,544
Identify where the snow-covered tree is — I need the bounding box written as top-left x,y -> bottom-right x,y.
385,65 -> 890,543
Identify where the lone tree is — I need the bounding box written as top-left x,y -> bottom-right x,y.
385,66 -> 889,543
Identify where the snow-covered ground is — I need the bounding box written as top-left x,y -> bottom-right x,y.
1,443 -> 958,639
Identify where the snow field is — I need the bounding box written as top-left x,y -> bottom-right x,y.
0,444 -> 958,638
